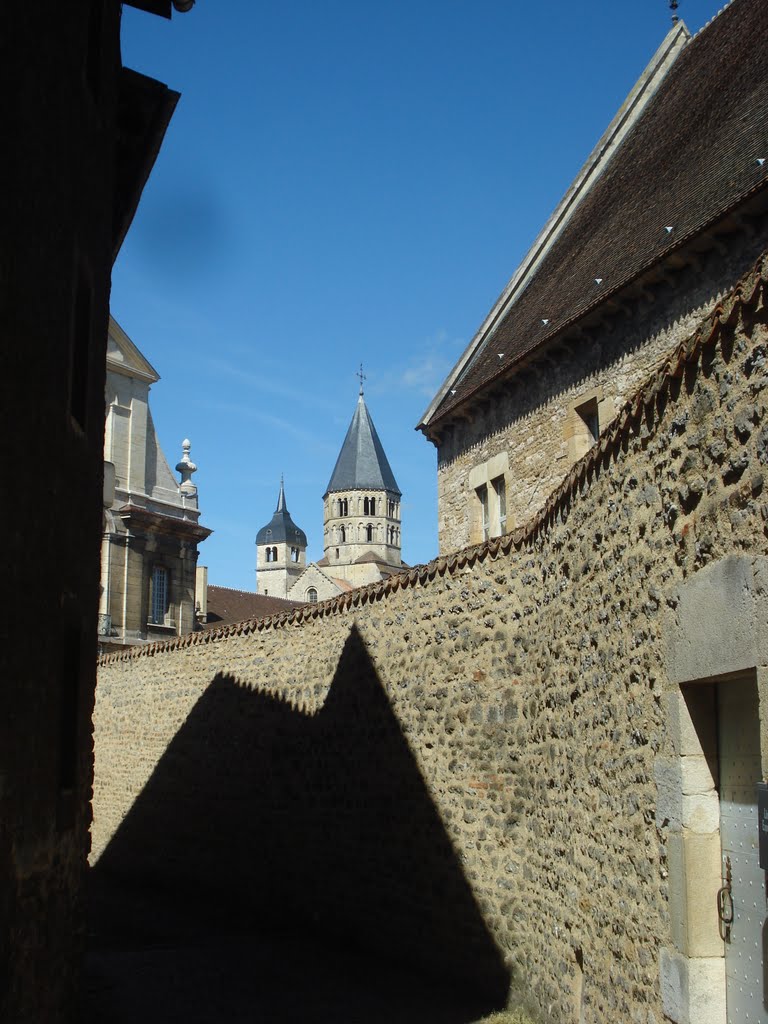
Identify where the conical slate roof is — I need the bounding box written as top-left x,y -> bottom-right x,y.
256,480 -> 308,546
324,395 -> 401,497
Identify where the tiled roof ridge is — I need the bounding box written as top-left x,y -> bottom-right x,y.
99,251 -> 768,666
692,1 -> 735,39
207,584 -> 296,602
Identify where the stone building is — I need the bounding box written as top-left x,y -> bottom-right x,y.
1,2 -> 192,1021
418,3 -> 768,555
99,317 -> 211,651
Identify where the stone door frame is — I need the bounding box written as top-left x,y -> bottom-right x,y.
661,555 -> 768,1024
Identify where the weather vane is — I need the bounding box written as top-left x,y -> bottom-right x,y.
670,0 -> 679,24
357,363 -> 366,396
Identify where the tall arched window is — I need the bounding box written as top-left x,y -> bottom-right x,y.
307,587 -> 318,603
150,565 -> 168,625
338,497 -> 348,516
340,525 -> 346,542
366,524 -> 373,542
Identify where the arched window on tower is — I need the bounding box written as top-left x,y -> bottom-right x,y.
364,496 -> 377,515
340,525 -> 346,542
290,546 -> 299,562
338,497 -> 348,516
307,587 -> 318,604
366,524 -> 373,543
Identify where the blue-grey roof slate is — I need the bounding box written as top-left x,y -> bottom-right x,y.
256,481 -> 308,546
324,396 -> 401,497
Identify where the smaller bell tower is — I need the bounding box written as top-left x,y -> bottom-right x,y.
256,478 -> 307,598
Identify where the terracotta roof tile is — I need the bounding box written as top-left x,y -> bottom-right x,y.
201,586 -> 304,629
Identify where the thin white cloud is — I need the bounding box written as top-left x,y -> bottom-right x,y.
198,398 -> 337,453
370,329 -> 464,398
202,356 -> 338,413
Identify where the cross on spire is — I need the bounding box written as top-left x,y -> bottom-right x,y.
357,363 -> 366,396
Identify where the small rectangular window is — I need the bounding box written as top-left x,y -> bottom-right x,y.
576,398 -> 600,446
150,565 -> 168,625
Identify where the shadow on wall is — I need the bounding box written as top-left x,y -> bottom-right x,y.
90,625 -> 511,1020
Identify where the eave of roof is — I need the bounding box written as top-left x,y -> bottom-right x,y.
419,0 -> 768,434
112,68 -> 180,263
418,19 -> 690,432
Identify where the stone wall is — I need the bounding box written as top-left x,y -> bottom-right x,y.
94,256 -> 768,1023
435,229 -> 768,554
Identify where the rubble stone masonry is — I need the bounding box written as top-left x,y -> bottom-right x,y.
95,255 -> 768,1023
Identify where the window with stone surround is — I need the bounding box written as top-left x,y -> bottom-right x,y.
149,565 -> 169,625
307,587 -> 318,603
469,453 -> 509,544
566,391 -> 613,463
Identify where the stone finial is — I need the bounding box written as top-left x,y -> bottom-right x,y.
176,438 -> 198,494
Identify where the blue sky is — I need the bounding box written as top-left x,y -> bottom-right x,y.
114,0 -> 727,591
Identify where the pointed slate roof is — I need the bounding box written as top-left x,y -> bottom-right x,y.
325,395 -> 401,497
256,481 -> 308,546
419,0 -> 768,433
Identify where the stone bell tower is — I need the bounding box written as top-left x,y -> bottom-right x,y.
256,478 -> 308,598
322,372 -> 402,588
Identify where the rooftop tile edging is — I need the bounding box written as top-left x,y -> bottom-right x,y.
99,251 -> 768,667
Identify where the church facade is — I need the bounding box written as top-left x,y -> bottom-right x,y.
99,317 -> 211,650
